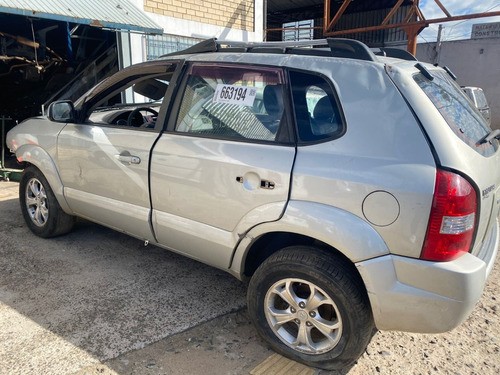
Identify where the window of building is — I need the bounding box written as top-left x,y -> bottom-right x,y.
144,34 -> 202,60
282,19 -> 314,41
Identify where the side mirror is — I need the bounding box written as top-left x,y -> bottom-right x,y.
48,101 -> 75,122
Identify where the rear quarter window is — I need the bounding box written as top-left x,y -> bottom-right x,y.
414,71 -> 497,157
289,70 -> 344,143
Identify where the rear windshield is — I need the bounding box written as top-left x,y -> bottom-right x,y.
414,70 -> 497,157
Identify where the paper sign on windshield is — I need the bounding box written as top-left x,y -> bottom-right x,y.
213,84 -> 257,106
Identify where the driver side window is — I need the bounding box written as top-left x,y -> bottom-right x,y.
86,64 -> 177,129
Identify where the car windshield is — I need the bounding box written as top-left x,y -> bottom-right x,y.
414,70 -> 497,157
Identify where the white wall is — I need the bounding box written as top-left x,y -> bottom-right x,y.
416,38 -> 500,130
128,0 -> 264,65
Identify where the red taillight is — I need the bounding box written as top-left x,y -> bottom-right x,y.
420,170 -> 477,262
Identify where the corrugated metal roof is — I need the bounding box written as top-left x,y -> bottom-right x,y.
0,0 -> 162,34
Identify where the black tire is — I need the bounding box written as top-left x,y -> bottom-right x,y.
247,246 -> 374,370
19,166 -> 75,238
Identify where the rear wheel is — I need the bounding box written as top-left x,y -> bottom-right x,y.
247,246 -> 374,370
19,166 -> 75,238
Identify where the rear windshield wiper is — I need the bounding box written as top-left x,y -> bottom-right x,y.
478,129 -> 500,144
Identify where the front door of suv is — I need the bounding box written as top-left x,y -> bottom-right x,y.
57,62 -> 179,240
150,63 -> 295,268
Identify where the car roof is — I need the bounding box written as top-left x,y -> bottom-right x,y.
154,37 -> 446,79
158,38 -> 418,63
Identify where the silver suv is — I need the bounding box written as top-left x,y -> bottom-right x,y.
6,38 -> 500,370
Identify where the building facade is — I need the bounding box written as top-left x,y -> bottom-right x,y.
128,0 -> 264,63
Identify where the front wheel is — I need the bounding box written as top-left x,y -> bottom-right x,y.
19,166 -> 75,238
247,246 -> 374,370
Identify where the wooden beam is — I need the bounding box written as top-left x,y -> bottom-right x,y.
400,9 -> 500,26
326,0 -> 353,32
381,0 -> 405,25
324,0 -> 330,31
415,4 -> 426,21
402,6 -> 416,23
434,0 -> 452,18
324,10 -> 500,36
404,25 -> 422,55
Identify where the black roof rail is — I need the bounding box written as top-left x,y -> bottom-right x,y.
160,37 -> 399,63
160,38 -> 328,57
287,47 -> 333,57
218,39 -> 331,48
221,38 -> 377,61
249,47 -> 287,54
379,47 -> 417,61
326,38 -> 376,61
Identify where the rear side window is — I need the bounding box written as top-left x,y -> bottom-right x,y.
415,71 -> 497,157
289,70 -> 344,143
175,64 -> 288,143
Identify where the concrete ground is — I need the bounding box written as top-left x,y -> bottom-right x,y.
1,180 -> 499,375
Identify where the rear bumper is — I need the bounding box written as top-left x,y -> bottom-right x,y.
356,219 -> 498,333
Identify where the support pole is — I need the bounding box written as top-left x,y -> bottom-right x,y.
405,25 -> 421,55
434,24 -> 443,64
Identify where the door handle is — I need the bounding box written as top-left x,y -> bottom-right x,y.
260,180 -> 275,190
236,176 -> 275,190
115,153 -> 141,165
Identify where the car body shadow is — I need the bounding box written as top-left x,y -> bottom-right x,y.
0,195 -> 246,365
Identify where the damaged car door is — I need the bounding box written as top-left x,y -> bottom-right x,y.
56,61 -> 180,240
149,63 -> 296,268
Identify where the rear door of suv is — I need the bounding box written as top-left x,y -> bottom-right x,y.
390,65 -> 500,263
150,63 -> 295,268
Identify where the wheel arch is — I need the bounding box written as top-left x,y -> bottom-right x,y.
16,144 -> 72,214
230,201 -> 390,280
242,232 -> 358,278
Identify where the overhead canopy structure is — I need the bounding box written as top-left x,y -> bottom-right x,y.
0,0 -> 162,34
324,0 -> 500,53
266,0 -> 500,53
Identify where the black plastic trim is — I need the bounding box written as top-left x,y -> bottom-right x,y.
415,63 -> 434,81
160,37 -> 382,63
